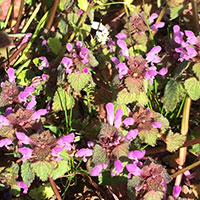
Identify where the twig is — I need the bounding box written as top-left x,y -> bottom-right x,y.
13,0 -> 24,33
45,0 -> 60,30
49,177 -> 62,200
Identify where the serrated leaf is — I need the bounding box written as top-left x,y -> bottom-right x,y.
164,78 -> 185,112
51,160 -> 71,180
92,144 -> 107,165
125,77 -> 143,93
166,131 -> 186,152
21,160 -> 35,186
29,183 -> 54,200
52,87 -> 74,111
139,129 -> 158,146
31,161 -> 55,181
47,38 -> 62,55
0,125 -> 15,138
170,4 -> 184,20
68,72 -> 90,91
184,77 -> 200,100
117,90 -> 136,105
127,176 -> 141,199
193,63 -> 200,79
88,51 -> 99,67
144,190 -> 164,200
78,0 -> 89,11
113,142 -> 129,159
173,61 -> 190,79
136,92 -> 148,106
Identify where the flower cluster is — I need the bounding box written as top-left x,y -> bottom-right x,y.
173,25 -> 199,62
61,41 -> 91,74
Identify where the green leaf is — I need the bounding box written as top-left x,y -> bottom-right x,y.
117,90 -> 136,105
52,87 -> 74,111
166,131 -> 186,152
125,77 -> 143,93
193,63 -> 200,79
21,160 -> 35,186
29,183 -> 54,200
47,38 -> 62,55
164,78 -> 185,112
139,129 -> 158,147
31,161 -> 55,181
136,92 -> 148,106
68,72 -> 90,91
144,191 -> 164,200
92,144 -> 107,165
184,77 -> 200,100
58,18 -> 68,34
51,160 -> 71,180
170,4 -> 184,20
0,125 -> 15,138
78,0 -> 89,11
127,176 -> 141,198
88,51 -> 99,67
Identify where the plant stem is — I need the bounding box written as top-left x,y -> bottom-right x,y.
49,177 -> 62,200
191,0 -> 200,33
13,0 -> 24,33
175,96 -> 191,186
171,159 -> 200,178
45,0 -> 60,30
4,0 -> 14,29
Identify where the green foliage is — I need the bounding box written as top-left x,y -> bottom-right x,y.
17,69 -> 35,86
29,183 -> 55,200
184,77 -> 200,100
52,87 -> 74,111
144,191 -> 164,200
166,131 -> 186,152
47,38 -> 62,55
139,129 -> 158,147
164,78 -> 185,112
0,125 -> 15,138
193,63 -> 200,79
59,0 -> 73,11
169,4 -> 184,20
31,161 -> 56,181
78,0 -> 89,11
127,176 -> 141,198
92,144 -> 107,165
136,92 -> 148,106
116,90 -> 136,105
51,160 -> 71,180
21,160 -> 35,186
68,72 -> 91,91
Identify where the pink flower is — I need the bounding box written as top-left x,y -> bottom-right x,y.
0,115 -> 10,128
115,32 -> 127,40
76,148 -> 93,162
57,133 -> 75,150
91,162 -> 108,177
106,103 -> 124,128
115,63 -> 128,79
172,185 -> 181,198
126,163 -> 142,178
18,147 -> 33,162
16,132 -> 32,146
18,181 -> 28,194
117,39 -> 129,57
146,46 -> 162,64
125,129 -> 138,141
128,150 -> 146,160
38,57 -> 49,70
7,68 -> 15,83
30,109 -> 48,121
152,122 -> 162,128
123,118 -> 134,128
51,146 -> 63,161
111,159 -> 123,176
61,57 -> 73,74
0,138 -> 13,149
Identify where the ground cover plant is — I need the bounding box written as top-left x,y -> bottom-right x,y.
0,0 -> 200,199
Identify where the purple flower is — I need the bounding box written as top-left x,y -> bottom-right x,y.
125,129 -> 138,141
30,109 -> 48,121
18,181 -> 28,194
66,43 -> 73,52
61,57 -> 73,74
108,40 -> 115,52
115,32 -> 127,40
5,107 -> 12,116
0,138 -> 13,149
115,63 -> 128,79
38,57 -> 49,70
91,162 -> 108,177
117,39 -> 129,57
57,133 -> 75,150
123,118 -> 134,128
51,146 -> 63,161
149,13 -> 165,32
152,122 -> 162,128
0,115 -> 10,128
185,30 -> 198,45
106,103 -> 124,128
126,163 -> 142,178
87,141 -> 94,148
128,150 -> 146,160
111,159 -> 123,176
172,185 -> 181,198
26,95 -> 37,110
76,148 -> 93,162
7,68 -> 15,83
79,48 -> 89,64
16,132 -> 32,146
146,46 -> 162,64
18,147 -> 33,162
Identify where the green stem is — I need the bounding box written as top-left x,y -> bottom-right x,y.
21,3 -> 42,33
4,0 -> 14,29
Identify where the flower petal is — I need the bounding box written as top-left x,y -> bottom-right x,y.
128,150 -> 146,160
114,108 -> 123,128
106,103 -> 114,126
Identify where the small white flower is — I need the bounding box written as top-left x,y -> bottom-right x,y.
91,21 -> 109,44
